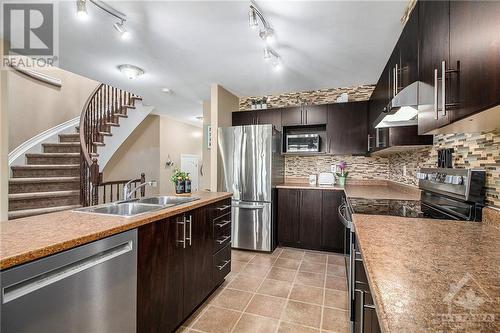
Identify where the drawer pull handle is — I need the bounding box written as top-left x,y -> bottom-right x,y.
217,260 -> 231,271
216,236 -> 230,244
215,220 -> 231,228
216,205 -> 231,211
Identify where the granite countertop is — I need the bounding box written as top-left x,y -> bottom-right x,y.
0,191 -> 232,270
277,179 -> 421,201
353,214 -> 500,333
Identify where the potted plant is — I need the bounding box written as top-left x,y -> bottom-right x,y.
336,161 -> 349,186
171,168 -> 187,194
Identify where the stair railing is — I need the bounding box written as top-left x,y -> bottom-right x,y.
79,83 -> 140,206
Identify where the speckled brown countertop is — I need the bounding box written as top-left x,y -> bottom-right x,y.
0,191 -> 232,270
277,179 -> 421,201
353,214 -> 500,333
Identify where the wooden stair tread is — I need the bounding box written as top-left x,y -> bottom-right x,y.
9,177 -> 79,183
114,113 -> 128,118
98,131 -> 112,136
9,190 -> 80,200
106,122 -> 120,127
26,152 -> 80,157
8,205 -> 82,219
11,164 -> 80,169
92,142 -> 105,146
42,142 -> 80,146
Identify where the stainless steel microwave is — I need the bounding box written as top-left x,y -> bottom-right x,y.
286,134 -> 320,152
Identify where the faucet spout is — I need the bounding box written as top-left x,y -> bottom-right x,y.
123,180 -> 157,200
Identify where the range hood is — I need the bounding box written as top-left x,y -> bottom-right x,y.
374,81 -> 421,128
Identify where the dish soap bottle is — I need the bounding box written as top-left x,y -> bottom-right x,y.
185,174 -> 192,193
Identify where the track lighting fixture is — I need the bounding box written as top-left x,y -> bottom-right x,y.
113,20 -> 130,40
248,2 -> 282,71
76,0 -> 130,40
76,0 -> 88,20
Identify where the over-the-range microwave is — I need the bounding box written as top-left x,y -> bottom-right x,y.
285,133 -> 320,152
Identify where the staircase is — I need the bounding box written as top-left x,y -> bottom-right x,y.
8,131 -> 81,219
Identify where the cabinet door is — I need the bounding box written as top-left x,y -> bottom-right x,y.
399,4 -> 419,90
281,107 -> 303,126
321,191 -> 344,253
304,105 -> 327,125
299,190 -> 323,249
418,0 -> 451,134
255,109 -> 282,130
232,111 -> 255,126
327,102 -> 368,155
138,217 -> 184,333
450,1 -> 500,122
183,207 -> 213,317
277,189 -> 300,245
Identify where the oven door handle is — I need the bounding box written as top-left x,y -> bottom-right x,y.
338,203 -> 352,229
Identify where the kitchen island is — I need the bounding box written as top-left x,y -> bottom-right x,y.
353,214 -> 499,333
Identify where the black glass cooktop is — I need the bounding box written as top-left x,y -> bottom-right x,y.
348,198 -> 424,218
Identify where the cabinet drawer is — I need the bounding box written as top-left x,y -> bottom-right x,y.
214,226 -> 231,253
213,244 -> 231,285
211,199 -> 232,220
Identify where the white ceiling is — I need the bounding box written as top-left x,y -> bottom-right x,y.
56,1 -> 407,126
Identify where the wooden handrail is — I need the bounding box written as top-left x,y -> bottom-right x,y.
79,83 -> 104,167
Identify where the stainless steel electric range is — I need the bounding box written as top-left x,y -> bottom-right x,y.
338,168 -> 486,333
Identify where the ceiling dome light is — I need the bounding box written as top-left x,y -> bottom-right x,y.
161,88 -> 174,94
248,8 -> 258,29
76,0 -> 88,20
113,20 -> 130,40
118,64 -> 144,79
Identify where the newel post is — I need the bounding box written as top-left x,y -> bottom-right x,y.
90,158 -> 100,205
140,173 -> 146,197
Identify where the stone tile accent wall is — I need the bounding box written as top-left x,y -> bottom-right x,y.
285,155 -> 389,180
239,85 -> 375,110
388,130 -> 500,207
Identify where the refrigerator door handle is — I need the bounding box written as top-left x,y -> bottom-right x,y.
233,203 -> 265,209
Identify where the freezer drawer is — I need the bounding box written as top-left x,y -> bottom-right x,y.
1,230 -> 137,333
232,200 -> 272,251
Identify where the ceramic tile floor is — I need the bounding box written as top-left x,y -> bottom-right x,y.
177,247 -> 349,333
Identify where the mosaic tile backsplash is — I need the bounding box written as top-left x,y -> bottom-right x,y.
239,85 -> 375,110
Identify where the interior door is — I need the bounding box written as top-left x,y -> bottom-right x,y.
232,200 -> 272,251
181,154 -> 200,191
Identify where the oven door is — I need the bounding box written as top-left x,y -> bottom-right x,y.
421,191 -> 474,220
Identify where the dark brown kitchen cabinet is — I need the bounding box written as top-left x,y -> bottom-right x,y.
281,105 -> 327,126
278,189 -> 345,252
298,190 -> 323,249
398,5 -> 419,91
137,216 -> 184,333
327,101 -> 368,155
277,189 -> 300,245
449,1 -> 500,122
321,191 -> 344,253
138,198 -> 231,333
417,0 -> 452,134
232,109 -> 282,130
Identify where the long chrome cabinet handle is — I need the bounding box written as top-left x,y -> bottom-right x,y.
3,241 -> 133,304
216,205 -> 231,211
215,220 -> 231,228
442,60 -> 446,117
395,63 -> 398,94
217,260 -> 230,271
359,289 -> 365,333
216,235 -> 231,244
185,215 -> 192,246
434,68 -> 439,120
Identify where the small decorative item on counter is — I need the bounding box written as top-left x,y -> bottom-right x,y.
256,98 -> 262,109
171,168 -> 186,194
336,161 -> 349,186
185,174 -> 192,193
262,97 -> 268,109
251,100 -> 256,110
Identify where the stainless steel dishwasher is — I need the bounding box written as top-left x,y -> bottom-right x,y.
1,229 -> 137,333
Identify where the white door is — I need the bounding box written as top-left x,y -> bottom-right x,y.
180,154 -> 200,191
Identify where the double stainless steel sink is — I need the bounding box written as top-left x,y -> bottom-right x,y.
74,195 -> 200,218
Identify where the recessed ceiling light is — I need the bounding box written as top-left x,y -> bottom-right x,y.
161,88 -> 173,94
113,20 -> 130,40
76,0 -> 88,20
118,64 -> 144,79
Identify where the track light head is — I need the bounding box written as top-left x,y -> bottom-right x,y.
259,28 -> 274,44
76,0 -> 88,20
113,20 -> 130,40
272,57 -> 282,71
248,8 -> 259,29
263,47 -> 271,60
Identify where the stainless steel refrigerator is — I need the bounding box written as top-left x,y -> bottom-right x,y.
218,124 -> 284,252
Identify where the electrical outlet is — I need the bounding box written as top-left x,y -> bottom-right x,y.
331,164 -> 337,173
403,165 -> 407,177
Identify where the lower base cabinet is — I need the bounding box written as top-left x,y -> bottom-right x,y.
137,198 -> 232,333
277,189 -> 345,253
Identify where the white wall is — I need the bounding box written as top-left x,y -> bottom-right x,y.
0,40 -> 8,221
210,84 -> 238,192
201,100 -> 211,191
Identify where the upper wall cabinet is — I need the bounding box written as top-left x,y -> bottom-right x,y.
418,0 -> 500,134
232,109 -> 282,130
449,1 -> 500,123
327,101 -> 368,155
281,105 -> 327,126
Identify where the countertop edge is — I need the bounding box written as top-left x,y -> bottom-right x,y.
0,193 -> 232,270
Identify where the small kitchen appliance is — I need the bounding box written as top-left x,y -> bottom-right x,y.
318,172 -> 335,186
308,175 -> 317,185
285,133 -> 320,153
